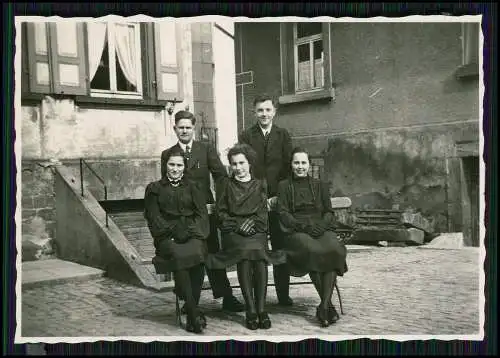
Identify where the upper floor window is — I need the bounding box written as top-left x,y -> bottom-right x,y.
294,23 -> 325,92
21,21 -> 184,106
89,22 -> 143,98
279,22 -> 335,105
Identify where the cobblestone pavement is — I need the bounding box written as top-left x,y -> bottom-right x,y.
20,247 -> 481,339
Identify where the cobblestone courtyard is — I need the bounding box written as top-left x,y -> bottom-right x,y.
20,247 -> 482,340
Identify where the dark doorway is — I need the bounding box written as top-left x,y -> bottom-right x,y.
461,156 -> 480,246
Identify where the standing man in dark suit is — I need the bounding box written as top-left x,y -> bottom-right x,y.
239,95 -> 294,306
161,110 -> 244,313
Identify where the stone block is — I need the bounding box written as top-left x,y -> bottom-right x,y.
421,232 -> 465,249
351,227 -> 424,245
37,208 -> 56,222
23,216 -> 50,239
22,209 -> 37,221
22,196 -> 35,209
402,212 -> 433,234
33,195 -> 55,209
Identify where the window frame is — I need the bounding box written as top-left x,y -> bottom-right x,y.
293,23 -> 325,93
21,21 -> 184,109
455,22 -> 480,80
89,22 -> 144,99
279,22 -> 335,106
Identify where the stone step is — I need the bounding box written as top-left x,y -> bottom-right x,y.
22,259 -> 105,288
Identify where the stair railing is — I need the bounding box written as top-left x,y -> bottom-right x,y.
79,158 -> 109,228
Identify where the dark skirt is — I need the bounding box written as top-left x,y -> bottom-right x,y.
205,232 -> 287,269
154,238 -> 208,272
283,230 -> 348,277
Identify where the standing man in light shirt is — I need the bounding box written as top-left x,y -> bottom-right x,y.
161,110 -> 245,313
238,95 -> 294,306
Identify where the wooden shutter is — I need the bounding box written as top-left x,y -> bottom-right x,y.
153,22 -> 183,102
48,22 -> 88,95
25,22 -> 51,94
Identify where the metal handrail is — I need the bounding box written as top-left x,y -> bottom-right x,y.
79,158 -> 109,227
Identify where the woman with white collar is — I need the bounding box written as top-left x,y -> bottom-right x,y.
144,147 -> 209,334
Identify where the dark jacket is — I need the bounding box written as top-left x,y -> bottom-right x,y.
239,124 -> 293,197
276,176 -> 338,235
161,141 -> 228,204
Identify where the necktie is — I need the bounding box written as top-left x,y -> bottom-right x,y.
185,145 -> 191,161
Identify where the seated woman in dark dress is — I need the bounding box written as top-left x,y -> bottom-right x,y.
144,147 -> 210,334
277,147 -> 348,327
206,143 -> 286,330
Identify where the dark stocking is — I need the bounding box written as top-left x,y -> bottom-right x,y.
174,269 -> 198,319
309,271 -> 322,297
253,261 -> 268,313
319,271 -> 336,311
237,260 -> 256,314
189,264 -> 205,306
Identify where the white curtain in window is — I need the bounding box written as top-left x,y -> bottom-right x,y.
87,22 -> 108,82
114,24 -> 137,87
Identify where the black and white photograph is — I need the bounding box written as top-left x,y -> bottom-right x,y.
15,14 -> 484,343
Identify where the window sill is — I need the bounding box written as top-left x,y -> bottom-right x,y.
21,93 -> 173,111
75,95 -> 169,111
278,87 -> 335,105
455,63 -> 479,80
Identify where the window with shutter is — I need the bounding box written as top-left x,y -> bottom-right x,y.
153,22 -> 184,102
21,20 -> 185,107
279,22 -> 335,105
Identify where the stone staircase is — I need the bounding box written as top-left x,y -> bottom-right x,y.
101,199 -> 172,282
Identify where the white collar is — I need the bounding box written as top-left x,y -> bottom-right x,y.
178,140 -> 193,152
259,125 -> 273,136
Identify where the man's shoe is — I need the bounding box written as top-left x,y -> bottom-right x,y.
277,296 -> 294,306
222,295 -> 245,312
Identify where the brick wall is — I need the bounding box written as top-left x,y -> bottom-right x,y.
21,161 -> 57,260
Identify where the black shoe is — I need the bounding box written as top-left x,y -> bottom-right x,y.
316,306 -> 330,328
186,315 -> 204,334
277,296 -> 294,306
258,312 -> 272,329
222,295 -> 245,312
245,312 -> 259,330
327,303 -> 340,324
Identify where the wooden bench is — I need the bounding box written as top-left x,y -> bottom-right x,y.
152,197 -> 354,328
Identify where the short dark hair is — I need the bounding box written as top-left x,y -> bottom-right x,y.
253,94 -> 277,108
164,147 -> 187,170
174,110 -> 196,125
227,143 -> 258,173
290,147 -> 310,164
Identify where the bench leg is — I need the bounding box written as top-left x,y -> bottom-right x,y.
334,283 -> 344,315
